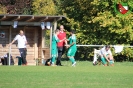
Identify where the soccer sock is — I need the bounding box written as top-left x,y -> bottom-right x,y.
101,57 -> 106,65
69,57 -> 75,63
101,57 -> 105,61
51,56 -> 56,64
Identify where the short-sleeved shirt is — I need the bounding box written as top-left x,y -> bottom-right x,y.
100,47 -> 112,56
52,34 -> 59,55
57,31 -> 66,47
14,34 -> 27,48
52,34 -> 59,47
68,34 -> 77,49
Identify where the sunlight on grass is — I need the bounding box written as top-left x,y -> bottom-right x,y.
0,61 -> 133,88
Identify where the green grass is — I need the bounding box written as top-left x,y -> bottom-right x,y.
0,61 -> 133,88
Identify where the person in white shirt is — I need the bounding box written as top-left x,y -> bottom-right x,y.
9,30 -> 27,65
99,45 -> 114,66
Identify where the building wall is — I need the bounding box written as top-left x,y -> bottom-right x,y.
0,26 -> 42,65
0,26 -> 9,57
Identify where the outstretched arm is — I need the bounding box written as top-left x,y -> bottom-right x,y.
64,37 -> 68,45
9,35 -> 18,46
9,40 -> 16,46
67,42 -> 75,48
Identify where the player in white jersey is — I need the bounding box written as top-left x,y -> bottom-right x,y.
99,45 -> 114,66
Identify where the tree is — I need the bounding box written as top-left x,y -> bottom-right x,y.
0,0 -> 32,14
58,0 -> 133,61
0,4 -> 6,14
32,0 -> 57,15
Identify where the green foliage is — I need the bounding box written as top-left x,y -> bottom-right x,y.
22,7 -> 33,15
32,0 -> 57,15
0,0 -> 32,14
58,0 -> 133,61
45,30 -> 50,47
1,0 -> 133,61
0,4 -> 6,14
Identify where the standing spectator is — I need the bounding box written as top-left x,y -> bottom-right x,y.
9,30 -> 27,65
56,25 -> 67,66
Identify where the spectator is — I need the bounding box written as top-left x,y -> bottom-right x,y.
9,30 -> 27,65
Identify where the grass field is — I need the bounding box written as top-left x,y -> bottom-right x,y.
0,61 -> 133,88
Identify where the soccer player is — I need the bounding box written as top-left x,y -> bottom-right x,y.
66,30 -> 77,67
51,29 -> 65,66
99,45 -> 114,66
